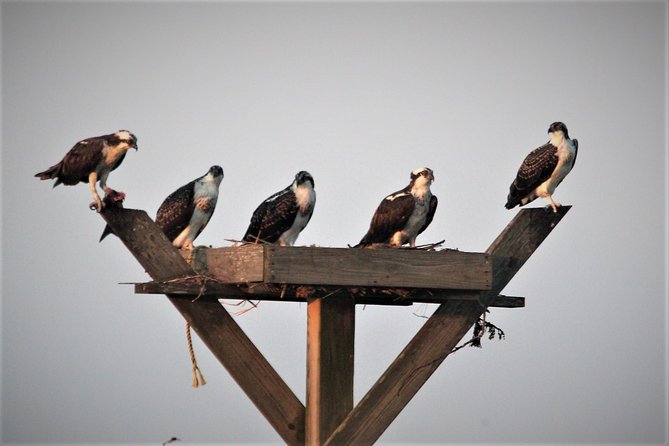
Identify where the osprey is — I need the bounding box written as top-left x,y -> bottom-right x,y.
357,167 -> 438,248
155,165 -> 224,250
505,121 -> 578,213
34,130 -> 138,212
242,171 -> 316,246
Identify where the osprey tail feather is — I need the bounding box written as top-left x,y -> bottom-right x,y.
34,163 -> 64,187
505,191 -> 522,209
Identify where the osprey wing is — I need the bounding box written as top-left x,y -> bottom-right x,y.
505,143 -> 558,208
572,139 -> 578,169
360,190 -> 415,245
155,181 -> 196,242
243,188 -> 298,244
35,136 -> 106,186
418,194 -> 438,235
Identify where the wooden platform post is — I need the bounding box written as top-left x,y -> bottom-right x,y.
306,296 -> 355,445
100,209 -> 306,445
324,206 -> 570,445
103,205 -> 570,445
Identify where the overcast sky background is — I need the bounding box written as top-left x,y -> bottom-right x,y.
2,2 -> 667,445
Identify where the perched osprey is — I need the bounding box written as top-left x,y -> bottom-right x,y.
505,121 -> 578,213
242,171 -> 316,246
155,165 -> 224,250
35,130 -> 138,212
357,167 -> 438,248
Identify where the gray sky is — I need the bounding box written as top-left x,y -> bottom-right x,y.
2,1 -> 667,444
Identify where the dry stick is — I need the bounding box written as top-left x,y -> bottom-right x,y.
186,320 -> 206,388
232,300 -> 260,317
411,240 -> 446,250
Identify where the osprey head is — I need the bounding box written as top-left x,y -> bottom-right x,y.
547,122 -> 569,140
410,167 -> 434,184
116,130 -> 138,150
208,165 -> 224,178
294,170 -> 315,188
202,165 -> 224,186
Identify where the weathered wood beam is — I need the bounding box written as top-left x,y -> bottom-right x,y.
133,280 -> 524,308
306,297 -> 355,445
266,246 -> 491,290
487,294 -> 525,308
325,206 -> 570,446
100,208 -> 305,445
191,245 -> 491,290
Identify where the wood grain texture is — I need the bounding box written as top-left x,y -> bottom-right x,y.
100,207 -> 305,445
306,297 -> 355,445
106,206 -> 559,446
203,245 -> 264,283
324,206 -> 571,446
265,246 -> 491,290
192,245 -> 491,290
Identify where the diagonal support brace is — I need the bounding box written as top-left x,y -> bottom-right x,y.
324,206 -> 571,445
100,207 -> 306,445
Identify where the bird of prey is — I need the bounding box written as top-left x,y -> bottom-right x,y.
34,130 -> 138,212
357,167 -> 438,248
155,165 -> 224,250
242,171 -> 316,246
505,121 -> 578,213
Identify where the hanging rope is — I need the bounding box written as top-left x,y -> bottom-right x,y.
186,321 -> 206,388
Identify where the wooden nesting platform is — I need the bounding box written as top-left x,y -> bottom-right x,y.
100,205 -> 570,446
134,244 -> 524,307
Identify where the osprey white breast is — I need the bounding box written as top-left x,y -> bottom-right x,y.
155,165 -> 224,250
505,121 -> 578,213
357,167 -> 438,248
243,171 -> 316,246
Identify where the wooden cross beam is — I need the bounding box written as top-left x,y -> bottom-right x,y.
100,209 -> 306,445
100,205 -> 569,445
324,206 -> 570,445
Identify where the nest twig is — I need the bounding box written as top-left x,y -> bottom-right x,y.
451,311 -> 506,354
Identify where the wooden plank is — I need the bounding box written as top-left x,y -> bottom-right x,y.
487,294 -> 524,308
176,299 -> 305,445
201,245 -> 265,283
133,279 -> 248,298
133,280 -> 525,308
484,206 -> 572,299
325,206 -> 570,445
101,208 -> 194,280
264,246 -> 491,290
100,208 -> 305,445
306,297 -> 355,445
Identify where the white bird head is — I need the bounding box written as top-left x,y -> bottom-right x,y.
547,121 -> 569,140
294,170 -> 315,189
115,130 -> 138,150
410,167 -> 434,185
203,165 -> 224,186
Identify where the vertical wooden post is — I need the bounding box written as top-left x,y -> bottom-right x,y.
306,296 -> 355,445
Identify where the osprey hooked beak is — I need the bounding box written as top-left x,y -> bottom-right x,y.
118,130 -> 138,150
